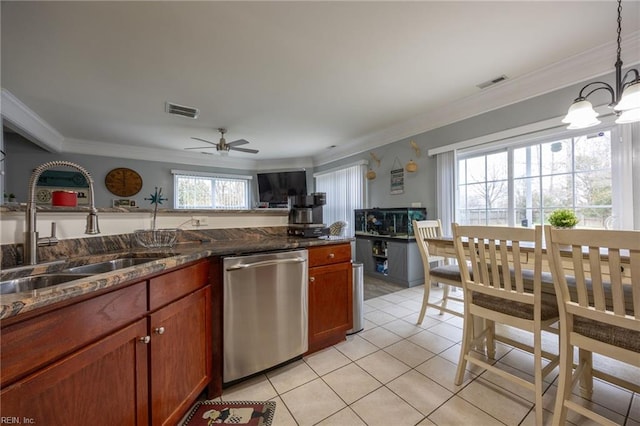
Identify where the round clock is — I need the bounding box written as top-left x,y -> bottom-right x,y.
105,167 -> 143,197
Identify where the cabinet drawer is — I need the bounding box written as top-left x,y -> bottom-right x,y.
308,243 -> 351,267
149,260 -> 210,310
1,281 -> 147,387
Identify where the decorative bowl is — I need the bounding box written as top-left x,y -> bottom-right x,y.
134,229 -> 178,248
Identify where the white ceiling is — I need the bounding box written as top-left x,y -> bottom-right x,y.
2,1 -> 640,170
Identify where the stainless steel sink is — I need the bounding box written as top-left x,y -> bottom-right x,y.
0,274 -> 94,295
61,257 -> 164,274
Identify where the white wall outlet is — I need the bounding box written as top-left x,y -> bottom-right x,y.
411,202 -> 422,207
191,216 -> 208,227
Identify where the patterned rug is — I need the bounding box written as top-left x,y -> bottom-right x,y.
182,400 -> 276,426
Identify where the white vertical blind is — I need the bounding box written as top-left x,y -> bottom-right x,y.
436,151 -> 456,237
314,161 -> 368,235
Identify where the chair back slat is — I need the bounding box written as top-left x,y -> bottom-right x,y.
511,241 -> 524,292
589,246 -> 606,312
413,219 -> 446,263
572,245 -> 589,307
453,224 -> 541,305
545,227 -> 640,321
607,248 -> 626,316
632,250 -> 640,317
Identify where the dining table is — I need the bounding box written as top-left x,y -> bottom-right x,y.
424,236 -> 632,282
423,234 -> 637,395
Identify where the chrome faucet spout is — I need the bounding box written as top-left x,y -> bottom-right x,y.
25,161 -> 100,265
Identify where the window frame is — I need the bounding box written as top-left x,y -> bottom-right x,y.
455,123 -> 622,229
171,169 -> 252,210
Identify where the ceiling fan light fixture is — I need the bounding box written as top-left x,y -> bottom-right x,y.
186,128 -> 258,154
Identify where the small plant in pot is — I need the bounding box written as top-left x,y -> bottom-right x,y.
548,209 -> 579,229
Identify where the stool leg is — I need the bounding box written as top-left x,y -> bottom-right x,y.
440,284 -> 450,315
416,278 -> 431,325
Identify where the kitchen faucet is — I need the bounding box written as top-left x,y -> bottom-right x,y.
24,160 -> 100,265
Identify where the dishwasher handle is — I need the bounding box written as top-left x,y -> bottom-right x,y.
225,256 -> 307,271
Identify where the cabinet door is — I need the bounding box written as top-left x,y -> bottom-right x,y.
308,262 -> 353,354
149,286 -> 212,426
387,241 -> 408,282
355,238 -> 374,273
0,319 -> 149,426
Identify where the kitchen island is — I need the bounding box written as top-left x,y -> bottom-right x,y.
0,226 -> 353,426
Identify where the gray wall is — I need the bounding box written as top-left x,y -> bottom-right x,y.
3,132 -> 315,208
4,70 -> 628,217
315,72 -> 621,219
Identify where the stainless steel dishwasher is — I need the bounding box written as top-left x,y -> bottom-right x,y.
223,249 -> 308,383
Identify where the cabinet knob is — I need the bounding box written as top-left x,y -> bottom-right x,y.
139,336 -> 151,344
309,276 -> 315,283
329,253 -> 335,258
154,326 -> 165,335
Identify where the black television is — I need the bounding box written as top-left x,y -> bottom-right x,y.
257,170 -> 307,206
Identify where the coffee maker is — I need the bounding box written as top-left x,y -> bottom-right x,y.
287,192 -> 330,237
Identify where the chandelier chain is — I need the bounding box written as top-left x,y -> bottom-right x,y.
616,0 -> 622,61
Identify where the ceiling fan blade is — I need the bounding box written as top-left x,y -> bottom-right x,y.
190,137 -> 219,146
230,146 -> 259,154
185,146 -> 216,150
227,139 -> 250,146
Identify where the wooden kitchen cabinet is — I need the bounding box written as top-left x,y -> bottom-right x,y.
0,258 -> 215,426
149,285 -> 211,426
306,243 -> 353,354
0,319 -> 149,425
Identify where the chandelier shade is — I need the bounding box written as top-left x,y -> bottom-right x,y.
563,0 -> 640,129
562,99 -> 601,129
614,81 -> 640,111
615,107 -> 640,125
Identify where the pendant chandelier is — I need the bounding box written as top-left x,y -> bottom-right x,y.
562,0 -> 640,129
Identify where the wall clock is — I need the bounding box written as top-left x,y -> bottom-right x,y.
105,167 -> 143,197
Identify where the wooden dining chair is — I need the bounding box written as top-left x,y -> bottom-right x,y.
545,227 -> 640,426
452,224 -> 559,426
412,219 -> 464,324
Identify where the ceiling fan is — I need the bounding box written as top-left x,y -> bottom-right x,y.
186,128 -> 259,154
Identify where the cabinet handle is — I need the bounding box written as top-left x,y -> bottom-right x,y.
154,326 -> 165,335
139,336 -> 151,344
309,276 -> 315,283
329,253 -> 335,259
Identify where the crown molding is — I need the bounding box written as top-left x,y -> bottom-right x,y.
63,137 -> 260,169
5,31 -> 639,171
1,89 -> 64,152
312,31 -> 640,167
63,137 -> 315,171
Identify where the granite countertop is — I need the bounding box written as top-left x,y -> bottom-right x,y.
0,235 -> 352,320
0,205 -> 289,214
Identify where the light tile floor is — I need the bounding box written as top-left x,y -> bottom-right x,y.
210,285 -> 640,425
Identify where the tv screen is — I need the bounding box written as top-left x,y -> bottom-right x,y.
257,171 -> 307,205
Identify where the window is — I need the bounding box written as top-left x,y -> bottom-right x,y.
314,161 -> 368,235
172,170 -> 251,209
457,129 -> 613,228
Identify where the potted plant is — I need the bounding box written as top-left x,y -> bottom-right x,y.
548,209 -> 579,229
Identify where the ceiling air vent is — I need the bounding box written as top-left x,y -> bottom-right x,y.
476,75 -> 509,90
165,102 -> 199,119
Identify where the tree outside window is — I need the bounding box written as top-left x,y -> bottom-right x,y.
458,130 -> 612,229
